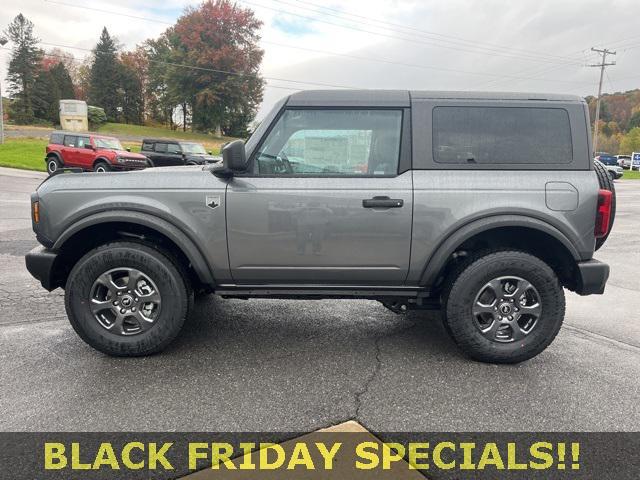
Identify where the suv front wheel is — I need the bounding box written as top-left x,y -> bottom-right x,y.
443,250 -> 565,364
65,241 -> 192,356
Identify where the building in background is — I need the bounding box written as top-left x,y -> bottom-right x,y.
59,99 -> 88,132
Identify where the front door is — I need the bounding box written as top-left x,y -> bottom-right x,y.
226,108 -> 413,285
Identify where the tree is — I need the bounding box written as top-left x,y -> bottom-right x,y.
144,36 -> 178,128
4,14 -> 43,124
88,28 -> 120,120
49,62 -> 75,100
629,111 -> 640,130
168,0 -> 265,133
620,127 -> 640,154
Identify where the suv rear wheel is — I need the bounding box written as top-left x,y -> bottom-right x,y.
442,250 -> 565,364
65,241 -> 192,356
46,156 -> 61,175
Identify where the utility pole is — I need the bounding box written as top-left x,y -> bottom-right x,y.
589,47 -> 616,155
0,36 -> 7,145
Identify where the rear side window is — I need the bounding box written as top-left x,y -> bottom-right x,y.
63,135 -> 78,147
50,133 -> 64,145
432,107 -> 573,165
142,142 -> 154,151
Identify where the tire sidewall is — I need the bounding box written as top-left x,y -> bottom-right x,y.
94,162 -> 111,173
47,158 -> 59,174
65,244 -> 188,356
446,252 -> 565,363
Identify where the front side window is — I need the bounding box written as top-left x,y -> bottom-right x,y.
95,137 -> 124,150
254,109 -> 402,176
181,143 -> 207,154
155,143 -> 168,153
76,136 -> 90,148
433,106 -> 572,165
167,143 -> 181,154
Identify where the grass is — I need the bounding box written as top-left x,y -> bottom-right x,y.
620,169 -> 640,179
96,123 -> 233,152
0,138 -> 47,172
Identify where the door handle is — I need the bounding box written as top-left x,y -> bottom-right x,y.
362,196 -> 404,208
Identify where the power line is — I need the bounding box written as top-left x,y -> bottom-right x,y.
41,0 -> 593,87
239,0 -> 585,66
290,0 -> 583,63
589,47 -> 616,153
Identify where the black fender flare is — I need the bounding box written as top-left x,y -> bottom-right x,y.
46,151 -> 63,165
52,210 -> 215,286
419,214 -> 581,287
92,157 -> 111,168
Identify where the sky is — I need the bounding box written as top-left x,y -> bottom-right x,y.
2,0 -> 640,121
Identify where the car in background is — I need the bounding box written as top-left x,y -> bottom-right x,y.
594,152 -> 619,166
595,159 -> 623,180
45,131 -> 149,174
616,154 -> 631,169
141,139 -> 221,167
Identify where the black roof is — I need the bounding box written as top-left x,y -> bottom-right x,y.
285,90 -> 583,107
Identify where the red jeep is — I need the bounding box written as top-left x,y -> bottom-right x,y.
45,131 -> 149,174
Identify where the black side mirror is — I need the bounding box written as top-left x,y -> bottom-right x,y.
126,147 -> 131,152
85,144 -> 94,150
208,151 -> 213,155
222,139 -> 248,172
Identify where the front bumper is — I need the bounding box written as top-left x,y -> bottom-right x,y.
575,259 -> 609,295
25,246 -> 60,291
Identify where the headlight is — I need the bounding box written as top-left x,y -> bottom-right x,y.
117,156 -> 126,164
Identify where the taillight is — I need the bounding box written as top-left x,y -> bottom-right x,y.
595,189 -> 612,238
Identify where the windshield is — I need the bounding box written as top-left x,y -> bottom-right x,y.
180,143 -> 207,154
95,137 -> 124,150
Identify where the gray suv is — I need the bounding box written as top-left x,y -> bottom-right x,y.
25,91 -> 613,363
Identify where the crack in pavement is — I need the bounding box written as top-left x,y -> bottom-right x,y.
353,319 -> 417,421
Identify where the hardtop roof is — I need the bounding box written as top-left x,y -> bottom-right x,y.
285,89 -> 583,107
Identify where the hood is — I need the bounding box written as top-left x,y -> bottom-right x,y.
114,150 -> 148,159
184,153 -> 222,163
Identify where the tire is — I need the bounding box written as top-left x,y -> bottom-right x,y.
46,156 -> 61,175
608,171 -> 616,181
65,241 -> 192,356
94,161 -> 111,173
593,160 -> 616,250
442,250 -> 565,364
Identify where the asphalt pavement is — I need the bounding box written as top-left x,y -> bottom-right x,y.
0,166 -> 638,432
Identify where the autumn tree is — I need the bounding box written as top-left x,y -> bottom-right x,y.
4,14 -> 43,124
168,0 -> 264,134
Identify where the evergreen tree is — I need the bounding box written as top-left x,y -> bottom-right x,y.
32,69 -> 58,122
49,62 -> 75,100
4,14 -> 43,124
88,27 -> 120,120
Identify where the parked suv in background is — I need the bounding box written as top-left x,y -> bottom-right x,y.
594,153 -> 623,180
141,139 -> 221,167
45,131 -> 149,174
616,155 -> 631,169
27,91 -> 613,364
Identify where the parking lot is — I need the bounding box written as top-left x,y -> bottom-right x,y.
0,166 -> 638,432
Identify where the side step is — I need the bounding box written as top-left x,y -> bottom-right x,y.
214,284 -> 430,300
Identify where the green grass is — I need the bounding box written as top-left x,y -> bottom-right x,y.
0,138 -> 47,172
97,123 -> 233,152
621,169 -> 640,179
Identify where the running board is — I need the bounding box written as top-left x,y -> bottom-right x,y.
214,284 -> 429,299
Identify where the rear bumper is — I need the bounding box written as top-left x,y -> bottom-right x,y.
25,246 -> 60,291
575,259 -> 609,295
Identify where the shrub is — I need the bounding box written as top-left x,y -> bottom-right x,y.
88,105 -> 107,128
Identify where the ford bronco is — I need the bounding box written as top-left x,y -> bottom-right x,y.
26,91 -> 613,363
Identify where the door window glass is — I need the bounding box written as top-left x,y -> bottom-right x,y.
63,136 -> 78,147
167,143 -> 181,154
254,109 -> 403,176
76,136 -> 90,148
154,143 -> 168,153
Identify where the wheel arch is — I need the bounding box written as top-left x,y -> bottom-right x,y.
421,215 -> 581,292
46,151 -> 63,164
92,157 -> 111,168
51,211 -> 215,289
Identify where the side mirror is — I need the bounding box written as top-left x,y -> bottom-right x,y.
222,139 -> 248,172
126,147 -> 131,152
208,151 -> 213,155
85,144 -> 94,150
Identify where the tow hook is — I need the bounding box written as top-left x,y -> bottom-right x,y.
381,300 -> 408,314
